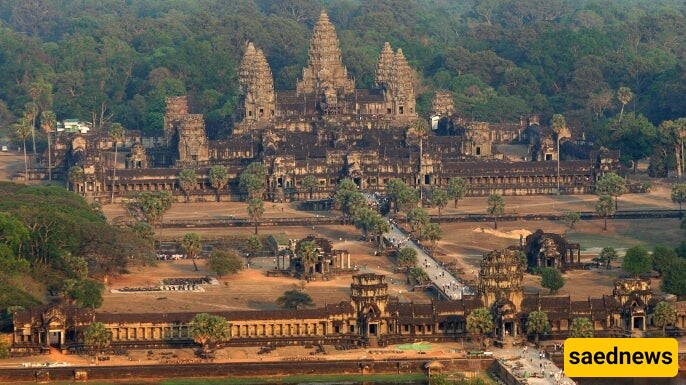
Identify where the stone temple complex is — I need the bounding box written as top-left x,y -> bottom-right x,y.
41,10 -> 620,202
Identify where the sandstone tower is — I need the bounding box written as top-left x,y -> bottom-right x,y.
164,96 -> 209,165
296,11 -> 355,97
350,273 -> 389,314
478,248 -> 525,309
239,42 -> 276,123
432,90 -> 455,116
374,42 -> 394,87
374,43 -> 416,119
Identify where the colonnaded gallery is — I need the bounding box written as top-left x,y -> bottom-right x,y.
11,247 -> 686,355
41,11 -> 622,202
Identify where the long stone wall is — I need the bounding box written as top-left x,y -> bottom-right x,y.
0,357 -> 495,383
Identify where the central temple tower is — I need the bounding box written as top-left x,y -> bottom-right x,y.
296,11 -> 355,97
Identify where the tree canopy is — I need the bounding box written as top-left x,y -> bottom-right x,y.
208,249 -> 243,278
276,289 -> 314,309
466,307 -> 494,346
0,182 -> 152,326
622,245 -> 652,277
569,317 -> 594,338
189,313 -> 230,354
540,268 -> 565,294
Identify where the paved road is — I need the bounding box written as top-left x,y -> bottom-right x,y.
361,191 -> 473,300
495,345 -> 576,385
384,220 -> 473,300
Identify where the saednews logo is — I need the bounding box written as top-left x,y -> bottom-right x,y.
564,338 -> 678,378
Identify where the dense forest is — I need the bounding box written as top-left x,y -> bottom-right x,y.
1,1 -> 685,128
0,182 -> 152,330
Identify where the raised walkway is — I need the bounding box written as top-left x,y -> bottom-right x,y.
494,345 -> 576,385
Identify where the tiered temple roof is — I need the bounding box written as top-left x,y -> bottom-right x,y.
296,11 -> 355,95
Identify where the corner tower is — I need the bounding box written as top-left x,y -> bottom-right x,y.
239,42 -> 276,123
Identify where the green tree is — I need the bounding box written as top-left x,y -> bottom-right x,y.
486,194 -> 505,229
447,178 -> 467,209
397,186 -> 420,218
526,310 -> 550,344
660,118 -> 686,178
653,301 -> 676,335
622,245 -> 652,278
563,212 -> 580,229
208,249 -> 243,278
617,86 -> 633,123
671,183 -> 686,213
209,165 -> 229,202
408,207 -> 430,238
23,102 -> 38,159
189,313 -> 230,355
652,245 -> 678,277
397,247 -> 418,268
466,307 -> 494,347
239,162 -> 266,200
70,279 -> 105,309
662,258 -> 686,297
83,322 -> 112,355
302,174 -> 319,199
386,178 -> 407,213
62,252 -> 88,280
353,207 -> 389,248
296,240 -> 318,279
178,168 -> 197,203
126,191 -> 173,229
276,289 -> 314,309
132,221 -> 156,248
334,179 -> 365,223
40,110 -> 56,181
595,194 -> 615,231
408,266 -> 430,285
245,235 -> 262,260
569,317 -> 594,338
609,113 -> 656,173
181,232 -> 202,271
540,267 -> 565,294
13,117 -> 31,179
423,223 -> 442,249
430,188 -> 449,223
598,247 -> 619,270
109,123 -> 125,204
247,197 -> 264,235
596,173 -> 627,209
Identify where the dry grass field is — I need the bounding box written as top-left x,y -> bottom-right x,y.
98,180 -> 684,313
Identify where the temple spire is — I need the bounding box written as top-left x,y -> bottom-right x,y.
375,42 -> 394,87
239,42 -> 276,123
296,11 -> 354,95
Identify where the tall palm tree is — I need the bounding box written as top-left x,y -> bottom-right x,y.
109,123 -> 125,203
24,102 -> 38,160
40,111 -> 56,181
617,86 -> 633,124
13,118 -> 31,180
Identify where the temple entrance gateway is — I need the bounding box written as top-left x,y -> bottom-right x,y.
48,330 -> 64,347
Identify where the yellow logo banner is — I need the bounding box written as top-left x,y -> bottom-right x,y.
564,338 -> 678,377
